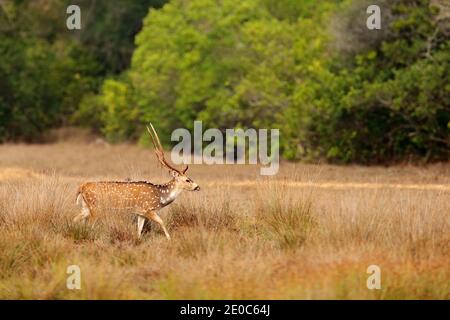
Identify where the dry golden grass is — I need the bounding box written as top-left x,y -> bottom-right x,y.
0,142 -> 448,299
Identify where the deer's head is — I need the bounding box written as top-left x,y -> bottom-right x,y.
170,167 -> 200,191
147,123 -> 200,192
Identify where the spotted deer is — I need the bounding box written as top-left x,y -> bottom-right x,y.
73,123 -> 200,240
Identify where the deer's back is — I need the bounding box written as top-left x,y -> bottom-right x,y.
79,181 -> 161,212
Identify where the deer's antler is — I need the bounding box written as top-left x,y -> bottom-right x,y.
146,123 -> 188,174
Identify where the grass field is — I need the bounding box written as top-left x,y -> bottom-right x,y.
0,142 -> 449,299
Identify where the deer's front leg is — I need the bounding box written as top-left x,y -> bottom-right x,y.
146,211 -> 171,240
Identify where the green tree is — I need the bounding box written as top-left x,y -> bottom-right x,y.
70,0 -> 167,74
99,0 -> 335,143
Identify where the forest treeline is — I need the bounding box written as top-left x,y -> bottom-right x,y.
1,0 -> 449,163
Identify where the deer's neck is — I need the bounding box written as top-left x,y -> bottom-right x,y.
158,179 -> 182,206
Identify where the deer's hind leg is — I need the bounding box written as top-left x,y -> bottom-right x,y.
73,193 -> 92,223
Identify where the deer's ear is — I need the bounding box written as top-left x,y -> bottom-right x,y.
170,170 -> 179,177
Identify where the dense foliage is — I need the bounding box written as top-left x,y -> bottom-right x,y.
97,0 -> 449,162
294,0 -> 450,162
0,0 -> 164,140
1,0 -> 449,162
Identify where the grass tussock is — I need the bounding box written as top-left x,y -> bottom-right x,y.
254,182 -> 316,249
167,198 -> 237,232
0,143 -> 448,299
